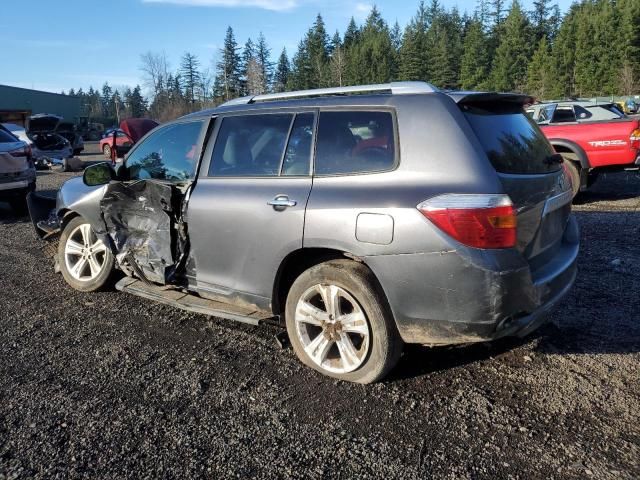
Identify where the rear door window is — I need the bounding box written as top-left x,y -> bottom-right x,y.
462,103 -> 558,174
551,107 -> 576,123
209,114 -> 293,177
314,111 -> 395,175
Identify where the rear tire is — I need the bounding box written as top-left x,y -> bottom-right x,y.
285,259 -> 402,384
563,160 -> 581,197
58,216 -> 115,292
8,196 -> 28,215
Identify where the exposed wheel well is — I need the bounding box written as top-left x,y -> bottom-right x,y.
272,248 -> 359,316
59,209 -> 78,229
553,144 -> 580,163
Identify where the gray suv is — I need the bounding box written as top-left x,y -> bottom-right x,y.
29,82 -> 579,383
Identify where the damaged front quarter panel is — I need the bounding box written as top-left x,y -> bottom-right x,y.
99,180 -> 187,285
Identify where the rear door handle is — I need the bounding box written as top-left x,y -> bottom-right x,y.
268,195 -> 297,209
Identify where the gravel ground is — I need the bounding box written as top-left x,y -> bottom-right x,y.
0,155 -> 638,479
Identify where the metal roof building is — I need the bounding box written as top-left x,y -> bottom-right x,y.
0,84 -> 82,126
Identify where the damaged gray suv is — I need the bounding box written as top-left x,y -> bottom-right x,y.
29,82 -> 579,383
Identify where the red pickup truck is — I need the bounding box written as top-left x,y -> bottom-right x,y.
527,101 -> 640,196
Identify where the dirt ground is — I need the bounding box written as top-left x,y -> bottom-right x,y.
0,151 -> 638,479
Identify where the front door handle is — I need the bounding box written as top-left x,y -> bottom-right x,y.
268,195 -> 297,209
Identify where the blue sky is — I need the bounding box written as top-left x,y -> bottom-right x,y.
4,0 -> 573,95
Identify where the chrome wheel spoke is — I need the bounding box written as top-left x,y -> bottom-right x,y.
317,284 -> 341,318
65,239 -> 84,256
296,301 -> 329,326
90,240 -> 107,254
304,332 -> 332,365
336,333 -> 361,369
79,223 -> 92,246
87,255 -> 102,277
339,312 -> 368,335
70,257 -> 87,279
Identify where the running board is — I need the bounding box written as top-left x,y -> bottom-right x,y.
115,277 -> 275,326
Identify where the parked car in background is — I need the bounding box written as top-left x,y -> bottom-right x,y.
527,100 -> 640,195
616,99 -> 639,115
0,127 -> 36,213
30,82 -> 578,383
56,120 -> 84,155
22,115 -> 73,164
99,119 -> 159,160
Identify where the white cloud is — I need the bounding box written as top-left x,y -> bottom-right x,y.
142,0 -> 299,11
354,2 -> 371,20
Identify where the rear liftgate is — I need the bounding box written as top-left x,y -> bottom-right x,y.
100,180 -> 275,326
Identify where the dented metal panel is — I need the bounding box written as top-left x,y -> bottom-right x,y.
100,181 -> 184,285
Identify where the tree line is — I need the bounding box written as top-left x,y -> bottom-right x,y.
66,0 -> 640,123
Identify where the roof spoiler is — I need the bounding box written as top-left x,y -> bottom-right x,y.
447,91 -> 535,106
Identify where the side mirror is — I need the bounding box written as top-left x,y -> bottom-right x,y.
83,162 -> 115,186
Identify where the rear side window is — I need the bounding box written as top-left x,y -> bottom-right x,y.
210,114 -> 293,177
315,111 -> 395,175
463,103 -> 558,174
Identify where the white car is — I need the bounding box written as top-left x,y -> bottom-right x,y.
0,127 -> 36,213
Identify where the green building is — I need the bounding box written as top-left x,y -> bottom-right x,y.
0,84 -> 82,126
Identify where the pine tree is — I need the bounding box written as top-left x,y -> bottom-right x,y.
274,48 -> 290,93
307,14 -> 330,87
490,0 -> 533,92
329,31 -> 346,86
460,17 -> 490,89
343,17 -> 360,49
399,2 -> 430,81
129,85 -> 147,117
256,32 -> 273,93
526,36 -> 556,99
101,83 -> 113,117
530,0 -> 555,42
348,6 -> 396,85
180,52 -> 201,104
289,38 -> 313,90
215,26 -> 242,100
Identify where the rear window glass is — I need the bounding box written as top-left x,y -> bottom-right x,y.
462,104 -> 558,174
315,111 -> 395,175
0,129 -> 17,143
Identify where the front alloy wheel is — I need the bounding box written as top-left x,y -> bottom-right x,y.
64,223 -> 108,282
58,216 -> 115,292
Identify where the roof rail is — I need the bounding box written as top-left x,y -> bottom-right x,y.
220,81 -> 438,107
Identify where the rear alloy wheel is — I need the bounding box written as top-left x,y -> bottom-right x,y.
58,216 -> 114,292
285,259 -> 402,383
102,144 -> 112,159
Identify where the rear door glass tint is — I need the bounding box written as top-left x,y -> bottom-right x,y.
462,103 -> 558,174
315,111 -> 395,175
210,114 -> 293,177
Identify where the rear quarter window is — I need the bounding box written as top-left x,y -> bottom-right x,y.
462,103 -> 558,175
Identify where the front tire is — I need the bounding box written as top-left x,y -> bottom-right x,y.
285,259 -> 402,384
58,216 -> 114,292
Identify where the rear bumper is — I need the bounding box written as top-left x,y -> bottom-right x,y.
0,170 -> 36,200
365,215 -> 579,345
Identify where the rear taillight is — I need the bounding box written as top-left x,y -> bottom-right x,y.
418,194 -> 517,249
8,147 -> 29,157
630,128 -> 640,149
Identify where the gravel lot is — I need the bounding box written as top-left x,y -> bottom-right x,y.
1,147 -> 638,479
